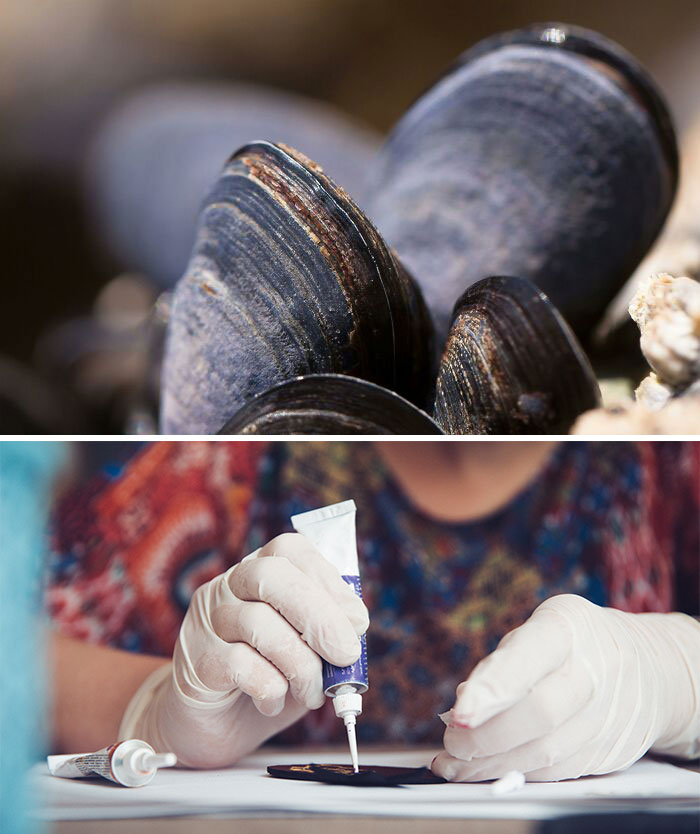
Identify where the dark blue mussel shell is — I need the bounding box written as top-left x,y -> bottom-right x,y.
161,141 -> 434,434
218,374 -> 443,435
366,22 -> 678,345
87,83 -> 381,289
432,276 -> 601,434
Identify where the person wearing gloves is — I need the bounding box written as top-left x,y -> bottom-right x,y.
47,441 -> 699,781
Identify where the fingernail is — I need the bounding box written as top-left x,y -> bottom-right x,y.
449,713 -> 476,729
442,706 -> 475,729
453,683 -> 490,727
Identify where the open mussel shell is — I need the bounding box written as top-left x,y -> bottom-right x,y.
432,276 -> 601,434
160,141 -> 434,434
366,22 -> 677,344
218,374 -> 444,435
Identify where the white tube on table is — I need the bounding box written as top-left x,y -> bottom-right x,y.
47,739 -> 176,787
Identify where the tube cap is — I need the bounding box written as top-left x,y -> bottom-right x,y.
333,690 -> 363,719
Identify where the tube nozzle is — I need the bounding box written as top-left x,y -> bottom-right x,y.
344,714 -> 359,773
142,752 -> 177,771
331,685 -> 362,773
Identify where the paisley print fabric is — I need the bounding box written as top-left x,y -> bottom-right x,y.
46,441 -> 699,746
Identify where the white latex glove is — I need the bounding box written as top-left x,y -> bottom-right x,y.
119,533 -> 369,767
432,594 -> 700,782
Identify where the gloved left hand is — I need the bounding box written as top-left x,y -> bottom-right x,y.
432,594 -> 700,782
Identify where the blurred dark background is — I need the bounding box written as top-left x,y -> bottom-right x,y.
2,0 -> 699,429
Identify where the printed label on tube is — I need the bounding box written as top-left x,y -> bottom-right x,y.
48,744 -> 119,781
321,576 -> 368,694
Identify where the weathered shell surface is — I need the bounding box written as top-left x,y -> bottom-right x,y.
160,141 -> 434,434
432,275 -> 601,434
366,23 -> 677,344
88,83 -> 381,288
219,374 -> 443,435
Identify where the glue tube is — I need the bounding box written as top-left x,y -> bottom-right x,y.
47,739 -> 176,787
291,500 -> 368,773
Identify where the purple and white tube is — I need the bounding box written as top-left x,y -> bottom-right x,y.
291,500 -> 368,772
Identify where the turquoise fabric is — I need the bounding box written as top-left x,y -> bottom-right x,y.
1,442 -> 66,834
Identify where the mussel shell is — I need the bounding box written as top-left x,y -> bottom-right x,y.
432,276 -> 601,434
161,141 -> 434,434
452,24 -> 677,177
218,374 -> 444,435
87,83 -> 381,289
366,22 -> 677,343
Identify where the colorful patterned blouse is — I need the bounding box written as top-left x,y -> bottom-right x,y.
46,441 -> 699,746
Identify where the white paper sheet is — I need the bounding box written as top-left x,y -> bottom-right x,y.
29,749 -> 700,822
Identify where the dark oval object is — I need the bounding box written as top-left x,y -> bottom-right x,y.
161,141 -> 434,434
218,374 -> 443,435
267,763 -> 445,786
366,22 -> 678,344
87,83 -> 381,289
432,276 -> 601,434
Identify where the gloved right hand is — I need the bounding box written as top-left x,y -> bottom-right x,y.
118,533 -> 369,767
432,594 -> 700,783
